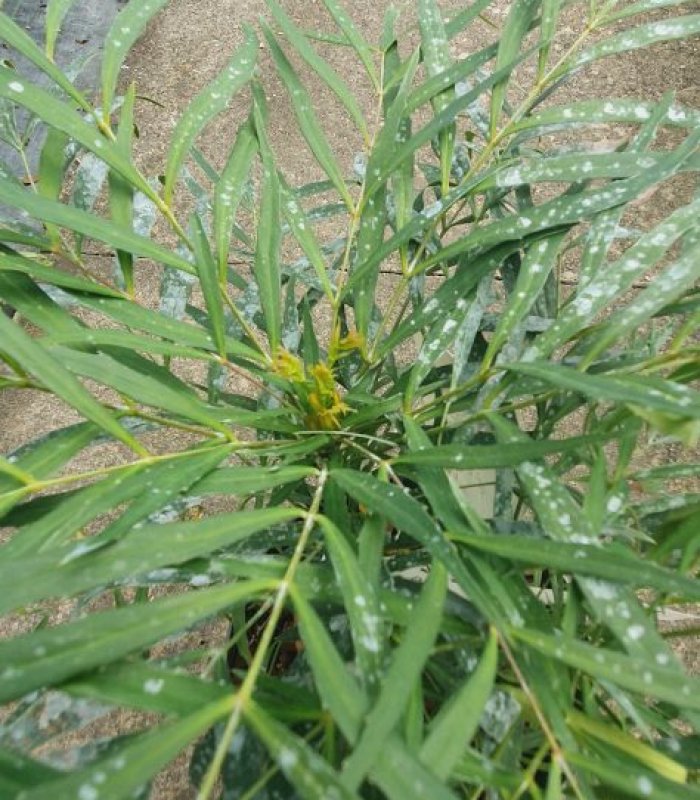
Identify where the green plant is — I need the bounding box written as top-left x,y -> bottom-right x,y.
1,0 -> 700,796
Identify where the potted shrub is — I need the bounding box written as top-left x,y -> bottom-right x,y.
1,0 -> 699,796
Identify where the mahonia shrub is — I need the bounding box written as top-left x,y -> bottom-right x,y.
0,0 -> 699,797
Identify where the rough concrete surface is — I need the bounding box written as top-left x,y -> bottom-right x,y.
1,0 -> 699,797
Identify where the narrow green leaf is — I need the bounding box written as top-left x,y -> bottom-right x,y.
414,129 -> 700,278
564,751 -> 699,800
484,233 -> 565,367
280,177 -> 334,299
373,737 -> 463,800
420,627 -> 498,779
261,23 -> 354,209
0,313 -> 145,454
0,176 -> 194,274
566,15 -> 700,74
394,432 -> 608,469
0,579 -> 271,703
163,27 -> 257,203
22,698 -> 234,800
291,588 -> 367,743
253,101 -> 282,351
65,661 -> 227,717
70,293 -> 263,362
214,118 -> 257,277
101,0 -> 170,116
245,701 -> 360,800
266,0 -> 369,140
510,627 -> 700,711
341,562 -> 447,789
601,0 -> 697,24
522,196 -> 700,359
109,83 -> 137,293
505,362 -> 700,420
455,533 -> 700,601
489,0 -> 540,137
0,507 -> 299,613
0,11 -> 91,110
418,0 -> 455,195
582,239 -> 700,363
0,67 -> 151,196
50,346 -> 237,434
191,214 -> 226,356
317,516 -> 383,686
511,99 -> 699,137
45,0 -> 80,58
321,0 -> 378,88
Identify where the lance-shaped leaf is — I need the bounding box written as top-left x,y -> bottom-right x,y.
484,233 -> 565,368
191,214 -> 226,357
50,345 -> 259,435
488,0 -> 540,137
262,23 -> 354,209
266,0 -> 369,140
0,176 -> 194,273
510,627 -> 700,712
321,0 -> 378,88
341,562 -> 447,789
505,362 -> 700,420
0,11 -> 91,110
20,698 -> 234,800
0,579 -> 272,703
3,444 -> 233,558
0,67 -> 151,196
0,313 -> 145,455
455,533 -> 700,601
163,27 -> 257,203
317,516 -> 383,686
214,118 -> 257,277
101,0 -> 170,116
511,99 -> 700,137
280,177 -> 334,299
45,0 -> 80,58
0,506 -> 299,613
420,627 -> 498,779
109,83 -> 137,293
252,96 -> 282,352
565,15 -> 700,74
245,701 -> 360,800
418,0 -> 455,194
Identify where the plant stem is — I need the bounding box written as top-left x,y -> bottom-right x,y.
197,468 -> 328,800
